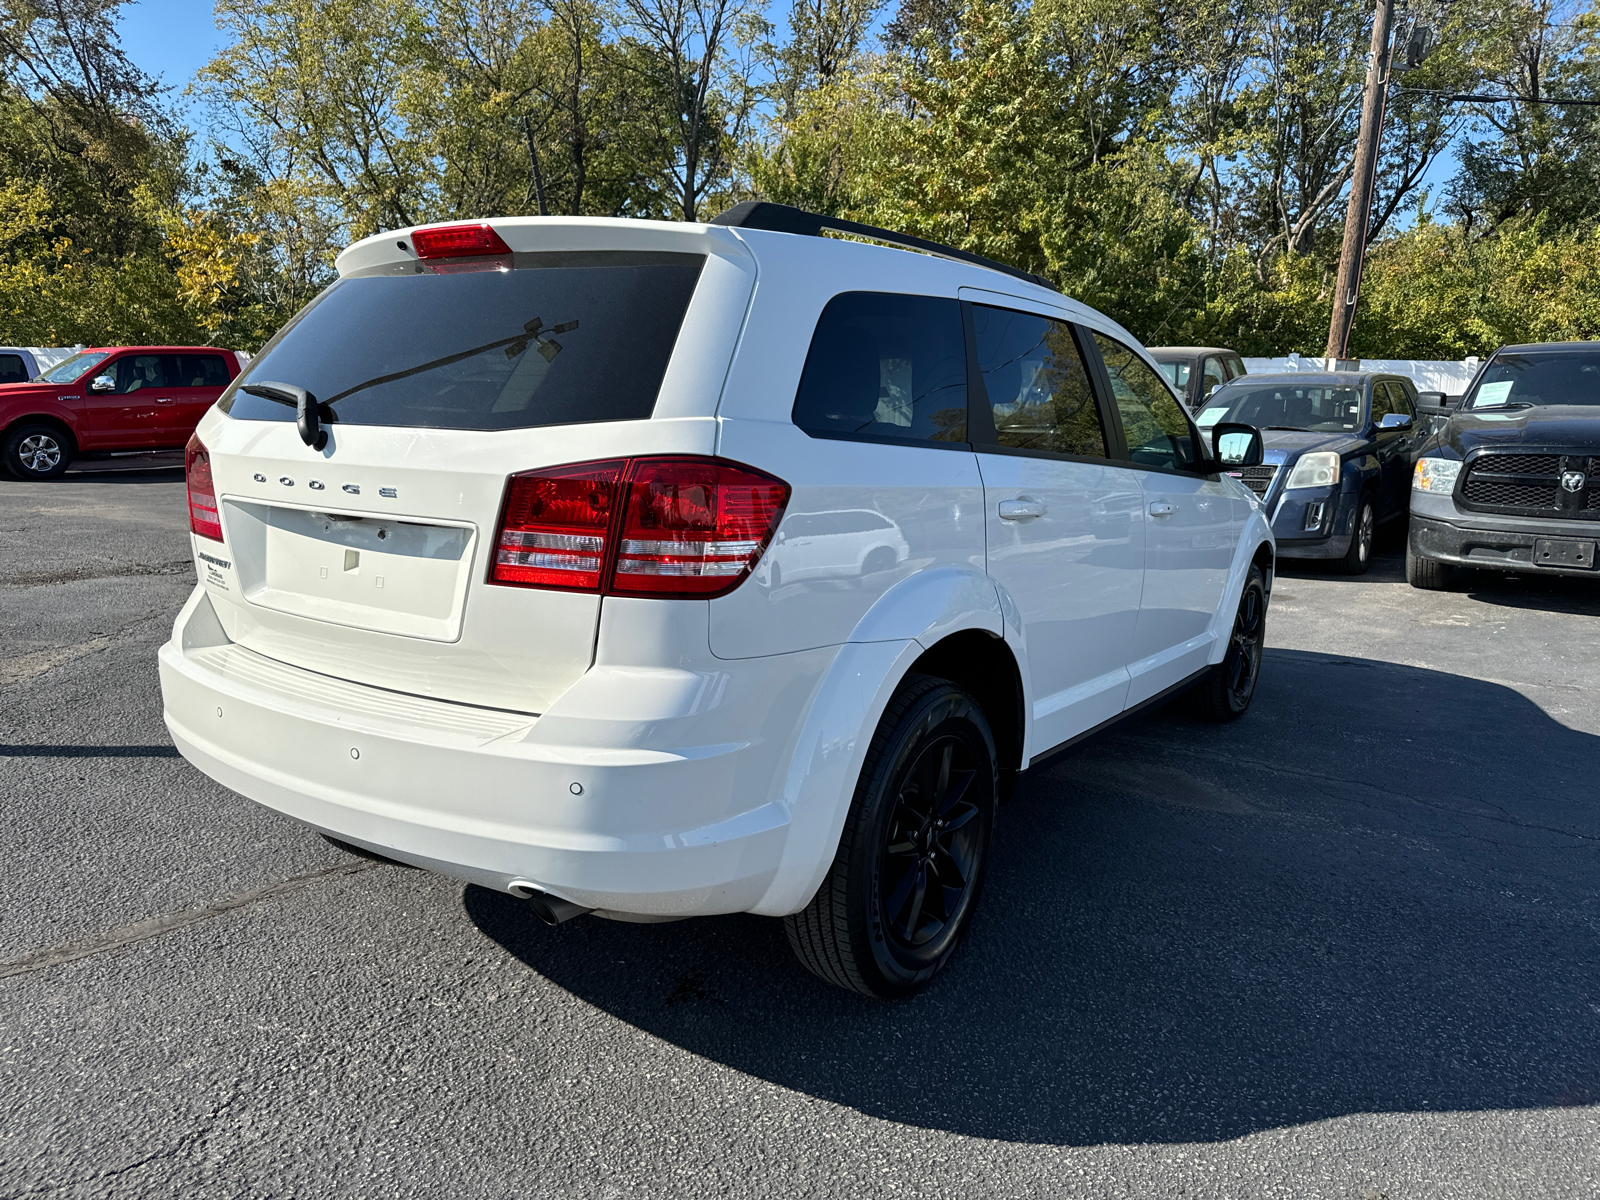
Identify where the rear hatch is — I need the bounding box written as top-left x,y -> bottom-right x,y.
191,220 -> 755,713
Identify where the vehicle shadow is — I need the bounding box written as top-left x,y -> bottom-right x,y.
464,649 -> 1600,1146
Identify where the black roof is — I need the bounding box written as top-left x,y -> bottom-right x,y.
1497,341 -> 1600,354
709,201 -> 1057,292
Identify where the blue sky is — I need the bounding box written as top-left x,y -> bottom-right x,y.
118,0 -> 1455,223
117,0 -> 224,97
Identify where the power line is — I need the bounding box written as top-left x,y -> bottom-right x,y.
1397,87 -> 1600,106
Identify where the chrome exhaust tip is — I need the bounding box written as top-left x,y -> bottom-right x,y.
508,881 -> 592,925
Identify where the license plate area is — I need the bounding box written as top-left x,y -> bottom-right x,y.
222,499 -> 477,641
1533,537 -> 1596,569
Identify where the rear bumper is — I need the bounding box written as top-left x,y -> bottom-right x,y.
159,588 -> 831,917
1410,513 -> 1600,578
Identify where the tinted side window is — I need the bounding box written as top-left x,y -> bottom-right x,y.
174,354 -> 232,387
1387,381 -> 1414,417
1225,356 -> 1246,379
1202,356 -> 1227,395
972,305 -> 1106,458
1369,383 -> 1393,423
0,354 -> 26,383
110,355 -> 167,394
1092,332 -> 1199,472
792,292 -> 967,445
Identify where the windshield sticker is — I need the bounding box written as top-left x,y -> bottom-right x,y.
1474,381 -> 1513,406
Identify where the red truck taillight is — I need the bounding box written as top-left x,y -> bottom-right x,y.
491,457 -> 790,599
185,434 -> 224,542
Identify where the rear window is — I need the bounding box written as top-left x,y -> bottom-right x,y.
791,292 -> 968,445
221,251 -> 705,430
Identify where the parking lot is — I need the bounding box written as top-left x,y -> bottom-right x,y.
2,464 -> 1598,1199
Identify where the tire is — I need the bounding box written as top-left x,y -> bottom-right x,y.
861,546 -> 897,577
3,422 -> 72,480
1334,497 -> 1375,575
1190,562 -> 1267,723
785,675 -> 998,998
1406,542 -> 1453,590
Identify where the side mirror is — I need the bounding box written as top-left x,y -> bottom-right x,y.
1211,422 -> 1264,469
1379,412 -> 1413,429
1416,391 -> 1446,406
89,375 -> 115,393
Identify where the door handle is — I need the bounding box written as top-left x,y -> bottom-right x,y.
1148,501 -> 1178,517
154,397 -> 174,404
998,498 -> 1048,521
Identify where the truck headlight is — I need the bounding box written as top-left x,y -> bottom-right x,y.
1413,457 -> 1462,493
1286,452 -> 1340,489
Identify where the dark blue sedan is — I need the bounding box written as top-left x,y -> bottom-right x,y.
1195,371 -> 1429,573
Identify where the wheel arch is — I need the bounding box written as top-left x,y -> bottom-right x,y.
4,412 -> 78,452
905,628 -> 1025,784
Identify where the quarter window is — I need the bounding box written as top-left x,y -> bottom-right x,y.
971,305 -> 1107,458
1092,332 -> 1199,472
792,292 -> 968,444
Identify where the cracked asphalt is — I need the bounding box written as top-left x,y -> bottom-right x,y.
2,465 -> 1598,1198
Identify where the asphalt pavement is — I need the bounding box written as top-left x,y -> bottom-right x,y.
2,466 -> 1598,1198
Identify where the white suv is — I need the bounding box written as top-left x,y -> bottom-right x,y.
159,204 -> 1274,997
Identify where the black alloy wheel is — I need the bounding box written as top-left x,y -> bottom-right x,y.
879,734 -> 983,957
1336,498 -> 1375,575
786,675 -> 997,998
3,422 -> 72,480
1192,562 -> 1268,722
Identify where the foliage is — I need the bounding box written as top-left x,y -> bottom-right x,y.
6,0 -> 1600,358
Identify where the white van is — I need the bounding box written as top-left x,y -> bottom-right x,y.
158,204 -> 1274,997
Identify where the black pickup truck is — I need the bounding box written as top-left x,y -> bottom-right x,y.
1407,342 -> 1600,588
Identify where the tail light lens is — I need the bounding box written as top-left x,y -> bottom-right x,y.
410,223 -> 512,259
185,433 -> 224,542
492,460 -> 625,590
612,458 -> 790,597
489,456 -> 790,599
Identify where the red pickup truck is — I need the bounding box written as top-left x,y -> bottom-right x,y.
1,345 -> 244,480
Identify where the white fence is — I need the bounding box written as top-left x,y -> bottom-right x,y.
1240,354 -> 1480,394
28,346 -> 84,372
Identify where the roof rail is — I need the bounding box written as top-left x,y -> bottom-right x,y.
709,201 -> 1057,292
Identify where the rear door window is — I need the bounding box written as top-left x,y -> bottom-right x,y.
173,354 -> 233,388
971,304 -> 1107,458
0,353 -> 27,383
792,292 -> 968,445
222,251 -> 705,430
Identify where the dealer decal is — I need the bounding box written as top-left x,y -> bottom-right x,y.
197,549 -> 233,590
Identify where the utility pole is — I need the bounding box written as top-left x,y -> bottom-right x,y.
1325,0 -> 1396,365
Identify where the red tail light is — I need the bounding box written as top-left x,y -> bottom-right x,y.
410,223 -> 512,259
185,433 -> 223,542
489,457 -> 789,599
492,460 -> 625,590
612,458 -> 790,597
